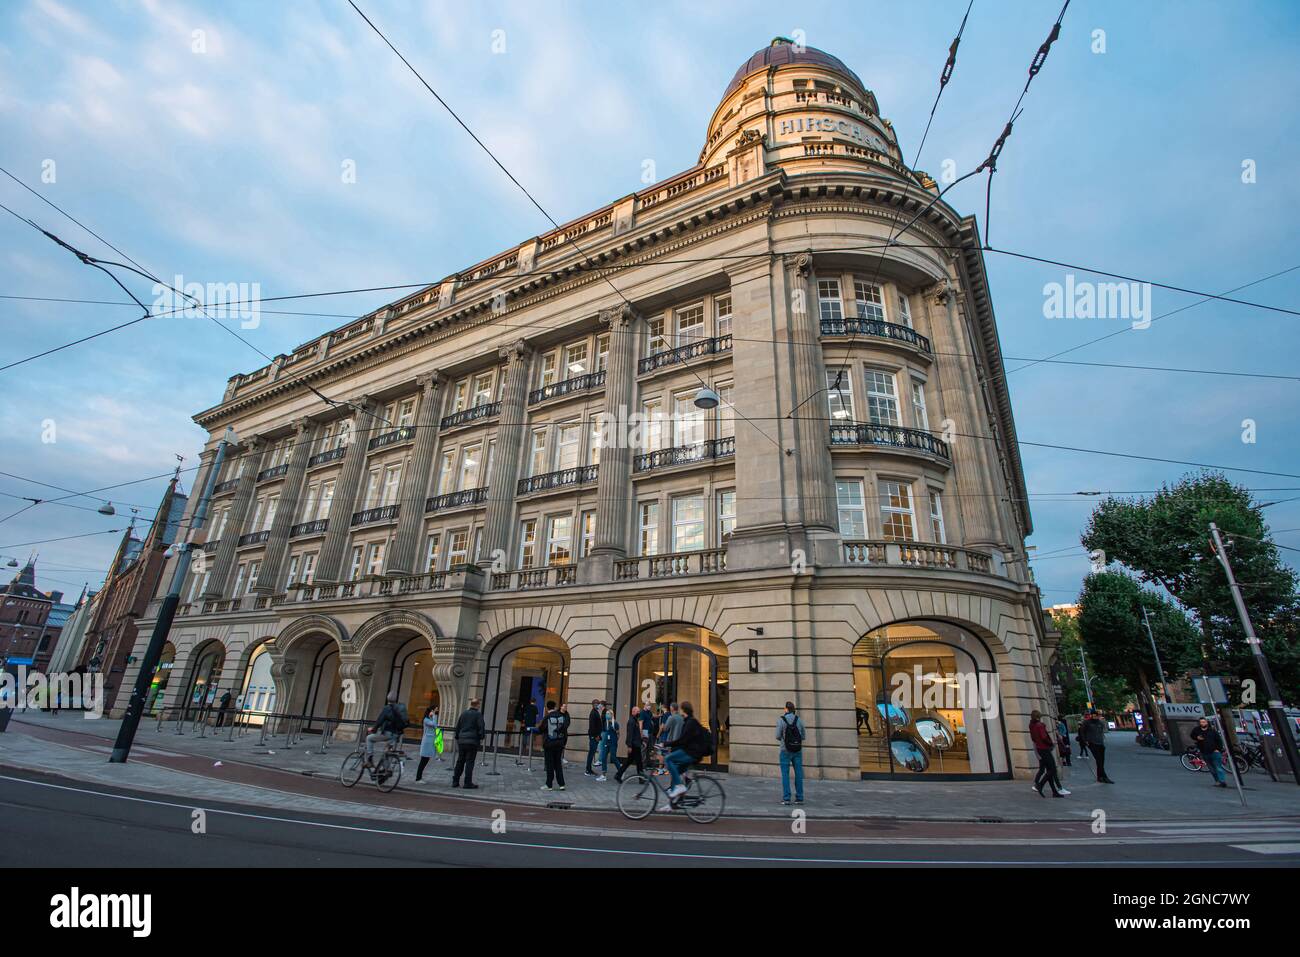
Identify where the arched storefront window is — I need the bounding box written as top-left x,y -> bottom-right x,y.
302,642 -> 342,728
617,624 -> 729,769
482,633 -> 569,748
853,621 -> 1009,779
183,643 -> 225,716
239,645 -> 277,722
386,637 -> 439,739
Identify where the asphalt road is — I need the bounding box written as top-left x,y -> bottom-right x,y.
1,767 -> 1297,867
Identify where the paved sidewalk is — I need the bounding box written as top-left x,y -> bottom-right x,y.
5,709 -> 1298,823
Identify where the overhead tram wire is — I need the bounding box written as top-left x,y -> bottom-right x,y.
911,0 -> 975,170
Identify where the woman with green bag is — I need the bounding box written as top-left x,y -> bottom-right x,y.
416,705 -> 443,783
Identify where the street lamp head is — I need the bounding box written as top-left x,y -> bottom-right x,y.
98,501 -> 116,516
693,387 -> 720,410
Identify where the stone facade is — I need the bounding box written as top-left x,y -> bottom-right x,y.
122,39 -> 1055,782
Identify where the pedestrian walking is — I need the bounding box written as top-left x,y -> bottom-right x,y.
776,701 -> 806,805
415,705 -> 443,783
539,701 -> 571,791
1030,709 -> 1070,797
1056,715 -> 1072,767
1076,720 -> 1090,759
215,690 -> 233,728
1190,716 -> 1229,788
597,705 -> 620,780
451,698 -> 485,789
584,699 -> 603,776
1080,710 -> 1113,783
615,706 -> 645,782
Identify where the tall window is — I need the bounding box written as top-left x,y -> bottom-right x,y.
245,559 -> 261,595
674,392 -> 705,447
595,334 -> 610,372
826,368 -> 854,421
362,469 -> 381,509
286,554 -> 300,588
717,489 -> 737,542
447,530 -> 469,567
348,545 -> 363,580
381,464 -> 402,506
672,494 -> 705,552
555,424 -> 581,471
675,303 -> 705,345
459,444 -> 483,490
300,483 -> 319,522
588,413 -> 606,466
879,480 -> 916,542
639,502 -> 660,556
864,370 -> 899,425
580,510 -> 596,557
564,342 -> 589,377
546,515 -> 573,565
334,419 -> 353,450
299,552 -> 316,585
529,429 -> 548,476
317,424 -> 335,454
518,519 -> 538,569
641,399 -> 664,451
817,278 -> 843,323
929,491 -> 946,544
397,398 -> 416,426
836,479 -> 867,538
854,279 -> 885,321
539,351 -> 558,388
366,542 -> 385,576
317,480 -> 334,520
647,315 -> 668,354
471,372 -> 494,407
424,532 -> 441,572
436,451 -> 455,494
262,494 -> 278,530
715,383 -> 735,439
896,292 -> 913,328
714,295 -> 732,338
910,379 -> 929,430
233,563 -> 248,596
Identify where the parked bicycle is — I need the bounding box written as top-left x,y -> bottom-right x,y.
617,769 -> 725,823
1135,730 -> 1169,750
340,740 -> 406,792
1179,745 -> 1249,776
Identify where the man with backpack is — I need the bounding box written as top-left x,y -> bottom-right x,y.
664,701 -> 711,800
776,701 -> 806,805
539,701 -> 571,791
365,692 -> 408,767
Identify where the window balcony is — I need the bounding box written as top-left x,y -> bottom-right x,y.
528,370 -> 605,405
237,530 -> 271,547
426,486 -> 489,512
829,423 -> 949,460
290,519 -> 328,538
820,318 -> 931,354
351,504 -> 400,526
256,463 -> 290,482
517,464 -> 598,496
368,425 -> 415,451
308,446 -> 346,468
638,334 -> 732,375
634,436 -> 735,473
440,402 -> 500,431
213,479 -> 239,495
842,540 -> 993,575
614,547 -> 728,581
489,564 -> 579,591
200,539 -> 222,553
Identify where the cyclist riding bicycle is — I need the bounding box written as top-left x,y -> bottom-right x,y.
364,692 -> 408,767
663,701 -> 712,801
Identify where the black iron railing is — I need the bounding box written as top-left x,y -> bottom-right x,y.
308,446 -> 346,468
238,530 -> 271,547
517,464 -> 598,495
256,463 -> 290,482
351,504 -> 400,526
368,425 -> 415,451
213,479 -> 239,494
426,486 -> 489,512
440,402 -> 500,431
638,334 -> 732,374
528,370 -> 606,405
819,318 -> 931,354
829,423 -> 950,459
290,519 -> 328,538
634,436 -> 735,472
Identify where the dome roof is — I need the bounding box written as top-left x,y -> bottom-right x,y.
722,37 -> 865,100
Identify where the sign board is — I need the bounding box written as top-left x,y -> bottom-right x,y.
1161,702 -> 1207,719
1193,676 -> 1228,706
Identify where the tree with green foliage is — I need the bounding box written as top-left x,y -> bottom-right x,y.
1081,472 -> 1300,700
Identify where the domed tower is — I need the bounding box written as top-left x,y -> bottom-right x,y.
703,37 -> 932,189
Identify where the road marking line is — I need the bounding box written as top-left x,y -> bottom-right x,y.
1229,843 -> 1300,855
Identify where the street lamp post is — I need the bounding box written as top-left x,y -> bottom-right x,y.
1078,644 -> 1094,711
110,429 -> 235,764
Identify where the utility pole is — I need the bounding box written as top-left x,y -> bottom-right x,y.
1139,603 -> 1172,739
1078,644 -> 1094,710
111,429 -> 234,763
1208,521 -> 1300,786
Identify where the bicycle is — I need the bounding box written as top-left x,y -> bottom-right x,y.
617,767 -> 725,823
1180,745 -> 1248,776
340,739 -> 406,792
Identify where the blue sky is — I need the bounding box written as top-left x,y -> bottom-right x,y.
2,0 -> 1298,604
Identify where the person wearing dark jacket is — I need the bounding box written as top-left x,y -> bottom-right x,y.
1190,716 -> 1228,787
451,698 -> 486,789
1030,710 -> 1069,797
664,701 -> 711,798
539,701 -> 571,791
1080,711 -> 1113,783
615,706 -> 645,782
585,699 -> 603,776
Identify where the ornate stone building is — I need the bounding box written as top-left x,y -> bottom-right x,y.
125,38 -> 1056,781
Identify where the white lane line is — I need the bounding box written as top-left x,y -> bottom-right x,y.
0,773 -> 1260,866
1229,843 -> 1300,855
1139,827 -> 1300,835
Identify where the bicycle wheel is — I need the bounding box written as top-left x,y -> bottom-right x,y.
617,774 -> 658,820
340,750 -> 366,787
684,776 -> 725,824
375,755 -> 402,793
1230,751 -> 1248,776
1179,750 -> 1201,772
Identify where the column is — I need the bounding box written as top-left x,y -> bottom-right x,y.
786,253 -> 839,537
479,340 -> 532,566
385,371 -> 446,576
253,417 -> 317,594
585,304 -> 638,580
203,435 -> 268,598
314,397 -> 381,582
431,636 -> 479,724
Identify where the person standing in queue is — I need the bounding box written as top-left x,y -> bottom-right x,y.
539,700 -> 571,791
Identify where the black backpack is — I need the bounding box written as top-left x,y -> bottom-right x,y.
781,713 -> 803,752
544,712 -> 567,744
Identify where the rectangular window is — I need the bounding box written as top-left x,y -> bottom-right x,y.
595,334 -> 610,372
366,542 -> 385,576
424,532 -> 441,572
317,424 -> 334,454
381,464 -> 402,506
300,483 -> 319,522
300,552 -> 316,584
910,379 -> 929,430
362,468 -> 381,509
473,528 -> 483,562
854,279 -> 885,321
546,514 -> 573,565
518,519 -> 538,569
233,562 -> 247,595
715,383 -> 735,440
672,494 -> 705,552
836,479 -> 867,539
555,423 -> 581,471
250,496 -> 266,531
580,510 -> 596,557
262,494 -> 278,531
879,480 -> 916,542
564,342 -> 589,377
317,480 -> 335,520
452,378 -> 469,412
639,501 -> 660,556
817,278 -> 843,323
714,295 -> 732,338
717,489 -> 737,542
647,315 -> 668,354
459,444 -> 483,490
286,554 -> 300,587
334,419 -> 353,450
447,530 -> 469,567
539,351 -> 558,388
864,369 -> 899,426
929,491 -> 946,544
588,414 -> 606,466
674,391 -> 705,447
245,560 -> 261,595
397,397 -> 416,427
641,399 -> 664,452
436,451 -> 455,494
528,429 -> 548,476
675,303 -> 705,345
826,368 -> 854,421
348,545 -> 363,581
213,506 -> 229,539
896,291 -> 913,328
471,372 -> 494,407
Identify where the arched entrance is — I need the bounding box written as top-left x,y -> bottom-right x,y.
481,630 -> 569,747
299,639 -> 342,728
385,636 -> 439,739
239,644 -> 277,720
853,620 -> 1010,779
146,642 -> 175,714
182,640 -> 225,717
616,624 -> 729,769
